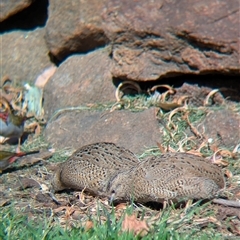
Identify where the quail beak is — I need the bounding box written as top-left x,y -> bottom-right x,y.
109,192 -> 115,205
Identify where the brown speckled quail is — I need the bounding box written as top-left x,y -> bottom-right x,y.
108,152 -> 225,203
51,142 -> 139,196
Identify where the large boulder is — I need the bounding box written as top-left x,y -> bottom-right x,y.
44,47 -> 116,118
45,0 -> 239,80
1,28 -> 52,84
45,108 -> 161,154
0,0 -> 33,22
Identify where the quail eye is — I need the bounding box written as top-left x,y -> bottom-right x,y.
111,190 -> 115,194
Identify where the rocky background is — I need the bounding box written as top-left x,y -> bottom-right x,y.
1,0 -> 239,153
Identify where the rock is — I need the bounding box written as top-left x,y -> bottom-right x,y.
171,82 -> 226,106
0,0 -> 33,22
44,108 -> 161,154
198,109 -> 240,148
0,28 -> 52,84
44,47 -> 116,119
0,0 -> 48,32
45,0 -> 109,62
45,0 -> 239,80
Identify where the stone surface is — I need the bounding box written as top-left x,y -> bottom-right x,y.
171,82 -> 226,107
45,0 -> 239,80
44,108 -> 161,154
0,0 -> 48,32
44,47 -> 116,119
45,0 -> 109,62
0,0 -> 33,22
198,109 -> 240,148
0,28 -> 52,85
172,76 -> 240,102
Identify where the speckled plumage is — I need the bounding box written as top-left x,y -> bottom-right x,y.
51,142 -> 139,196
108,152 -> 225,203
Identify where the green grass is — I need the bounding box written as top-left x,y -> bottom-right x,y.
0,201 -> 226,240
21,134 -> 50,152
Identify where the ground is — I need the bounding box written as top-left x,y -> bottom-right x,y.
0,82 -> 240,239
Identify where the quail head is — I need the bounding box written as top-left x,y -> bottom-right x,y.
108,152 -> 225,204
0,150 -> 38,173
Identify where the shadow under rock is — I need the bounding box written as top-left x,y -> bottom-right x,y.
113,74 -> 240,102
0,0 -> 49,33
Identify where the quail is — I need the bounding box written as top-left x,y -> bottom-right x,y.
51,142 -> 139,196
108,152 -> 225,203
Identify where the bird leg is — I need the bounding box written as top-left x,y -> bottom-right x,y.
163,200 -> 168,209
16,137 -> 21,153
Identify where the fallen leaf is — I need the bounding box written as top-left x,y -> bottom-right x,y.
156,142 -> 166,153
25,122 -> 42,135
210,152 -> 229,166
149,84 -> 175,94
183,111 -> 202,138
0,199 -> 11,207
204,89 -> 220,106
54,206 -> 77,221
54,206 -> 71,213
186,150 -> 203,157
235,192 -> 240,198
1,75 -> 11,86
225,169 -> 233,178
220,150 -> 233,157
115,203 -> 127,211
115,81 -> 141,102
167,106 -> 188,130
156,101 -> 180,111
122,214 -> 149,236
213,159 -> 229,166
71,210 -> 83,220
84,221 -> 94,231
229,219 -> 240,235
194,216 -> 221,227
65,206 -> 75,220
176,95 -> 190,105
